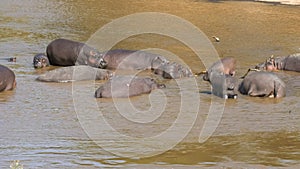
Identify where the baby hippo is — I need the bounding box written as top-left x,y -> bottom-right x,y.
33,53 -> 50,68
239,71 -> 286,98
37,65 -> 114,82
202,57 -> 236,82
255,53 -> 300,72
0,65 -> 16,92
95,76 -> 166,98
154,62 -> 193,79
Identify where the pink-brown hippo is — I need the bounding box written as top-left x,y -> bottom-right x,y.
95,76 -> 166,98
0,65 -> 16,92
255,53 -> 300,72
202,57 -> 236,82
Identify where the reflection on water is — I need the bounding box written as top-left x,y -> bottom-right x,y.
0,0 -> 299,168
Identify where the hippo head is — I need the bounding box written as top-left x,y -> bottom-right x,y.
154,62 -> 193,79
81,46 -> 107,68
33,53 -> 50,69
144,78 -> 166,90
255,56 -> 278,71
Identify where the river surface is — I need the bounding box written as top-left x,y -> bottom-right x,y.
0,0 -> 300,168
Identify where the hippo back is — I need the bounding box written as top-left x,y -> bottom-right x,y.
95,76 -> 165,98
102,49 -> 168,70
238,71 -> 286,98
284,53 -> 300,72
0,65 -> 16,92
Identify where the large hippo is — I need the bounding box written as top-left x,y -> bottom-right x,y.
46,38 -> 107,68
95,76 -> 166,98
202,57 -> 236,82
100,49 -> 169,70
0,65 -> 16,92
33,53 -> 50,69
255,53 -> 300,72
238,71 -> 286,98
36,65 -> 114,82
153,62 -> 193,79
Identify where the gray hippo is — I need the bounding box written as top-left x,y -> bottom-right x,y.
255,53 -> 300,72
238,71 -> 286,98
209,71 -> 238,99
0,65 -> 16,92
95,76 -> 166,98
201,57 -> 236,81
46,38 -> 107,68
33,53 -> 50,69
198,57 -> 237,99
101,49 -> 168,70
153,62 -> 193,79
36,65 -> 114,82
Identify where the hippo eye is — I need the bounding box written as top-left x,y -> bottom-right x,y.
90,50 -> 97,57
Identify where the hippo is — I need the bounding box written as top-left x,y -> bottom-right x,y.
209,71 -> 238,99
153,62 -> 193,79
101,49 -> 169,70
0,65 -> 16,92
238,71 -> 286,98
95,76 -> 166,98
201,57 -> 236,82
46,38 -> 107,68
0,57 -> 16,62
36,65 -> 114,82
33,53 -> 50,68
255,53 -> 300,72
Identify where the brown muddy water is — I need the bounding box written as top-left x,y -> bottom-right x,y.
0,0 -> 300,168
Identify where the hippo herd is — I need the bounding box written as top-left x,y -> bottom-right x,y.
1,38 -> 300,99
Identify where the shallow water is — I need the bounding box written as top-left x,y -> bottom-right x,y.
0,0 -> 300,168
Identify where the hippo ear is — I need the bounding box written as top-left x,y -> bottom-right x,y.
151,56 -> 165,69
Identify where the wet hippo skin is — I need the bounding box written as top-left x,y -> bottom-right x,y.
33,53 -> 50,69
255,53 -> 300,72
36,65 -> 114,82
238,71 -> 286,98
95,76 -> 166,98
203,57 -> 236,82
101,49 -> 168,70
0,65 -> 16,92
46,38 -> 107,68
153,62 -> 193,79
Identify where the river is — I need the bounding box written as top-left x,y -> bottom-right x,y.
0,0 -> 300,168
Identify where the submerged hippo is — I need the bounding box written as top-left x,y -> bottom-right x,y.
153,62 -> 193,79
202,57 -> 236,81
95,76 -> 166,98
33,53 -> 50,69
255,53 -> 300,72
101,49 -> 168,70
36,65 -> 114,82
238,71 -> 286,98
209,71 -> 238,99
46,38 -> 107,68
0,65 -> 16,92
